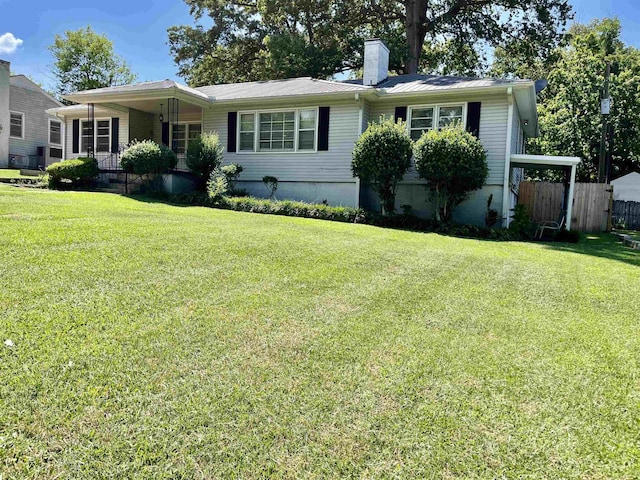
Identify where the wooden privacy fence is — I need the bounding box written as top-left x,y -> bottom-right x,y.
613,201 -> 640,230
518,182 -> 612,232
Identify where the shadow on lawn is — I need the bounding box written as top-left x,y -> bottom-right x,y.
122,193 -> 640,267
540,233 -> 640,268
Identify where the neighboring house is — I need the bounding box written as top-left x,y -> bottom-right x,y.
611,172 -> 640,202
46,40 -> 580,227
0,59 -> 64,169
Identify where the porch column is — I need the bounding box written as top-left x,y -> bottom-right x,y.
566,163 -> 577,230
87,103 -> 95,157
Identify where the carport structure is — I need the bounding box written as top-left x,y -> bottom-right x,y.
506,154 -> 582,230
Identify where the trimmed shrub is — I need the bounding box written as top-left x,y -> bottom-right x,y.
414,126 -> 488,222
46,157 -> 98,189
207,168 -> 229,203
120,140 -> 177,175
186,132 -> 224,190
262,175 -> 278,199
120,140 -> 177,192
221,163 -> 244,193
351,117 -> 413,214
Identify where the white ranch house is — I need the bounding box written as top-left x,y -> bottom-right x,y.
47,40 -> 580,228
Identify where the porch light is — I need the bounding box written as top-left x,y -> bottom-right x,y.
159,103 -> 164,123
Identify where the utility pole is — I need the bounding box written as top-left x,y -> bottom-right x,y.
598,61 -> 611,183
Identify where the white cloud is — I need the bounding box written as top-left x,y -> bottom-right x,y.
0,32 -> 24,55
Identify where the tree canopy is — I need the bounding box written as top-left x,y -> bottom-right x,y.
49,26 -> 136,101
529,18 -> 640,180
168,0 -> 573,86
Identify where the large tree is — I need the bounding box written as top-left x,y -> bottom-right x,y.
49,26 -> 136,101
168,0 -> 572,85
529,18 -> 640,181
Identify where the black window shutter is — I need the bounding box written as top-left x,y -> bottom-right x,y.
394,106 -> 408,122
111,117 -> 119,153
227,112 -> 237,153
466,102 -> 481,137
161,122 -> 169,146
72,119 -> 79,154
318,106 -> 330,151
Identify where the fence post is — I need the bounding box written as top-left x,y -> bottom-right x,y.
607,186 -> 614,232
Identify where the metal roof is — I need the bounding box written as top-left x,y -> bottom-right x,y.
344,74 -> 532,94
195,77 -> 371,101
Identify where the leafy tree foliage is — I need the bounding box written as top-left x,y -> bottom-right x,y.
49,26 -> 136,102
414,126 -> 487,222
351,118 -> 413,214
168,0 -> 572,85
529,19 -> 640,180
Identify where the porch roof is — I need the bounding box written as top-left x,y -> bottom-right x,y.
62,80 -> 212,108
510,154 -> 581,169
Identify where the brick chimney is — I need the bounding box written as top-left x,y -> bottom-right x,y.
363,39 -> 389,86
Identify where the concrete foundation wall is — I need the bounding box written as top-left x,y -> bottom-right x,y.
361,183 -> 504,226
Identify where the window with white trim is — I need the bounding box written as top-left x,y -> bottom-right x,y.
10,112 -> 24,139
49,120 -> 62,145
238,108 -> 318,152
171,123 -> 202,154
408,104 -> 465,141
239,113 -> 255,151
80,119 -> 111,154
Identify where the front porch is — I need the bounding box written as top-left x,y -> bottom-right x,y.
50,80 -> 211,173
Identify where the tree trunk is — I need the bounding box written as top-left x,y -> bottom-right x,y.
405,0 -> 428,74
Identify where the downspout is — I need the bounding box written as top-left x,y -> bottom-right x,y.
502,87 -> 514,228
355,92 -> 362,209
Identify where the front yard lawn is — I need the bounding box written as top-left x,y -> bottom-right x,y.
0,168 -> 32,180
1,186 -> 639,478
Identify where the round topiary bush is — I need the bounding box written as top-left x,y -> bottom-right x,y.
413,126 -> 488,222
45,157 -> 99,189
351,117 -> 413,214
120,140 -> 177,176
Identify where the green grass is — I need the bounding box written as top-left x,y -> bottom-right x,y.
1,186 -> 639,479
0,168 -> 31,179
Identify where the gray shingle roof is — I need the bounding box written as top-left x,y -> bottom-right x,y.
344,74 -> 531,93
195,77 -> 371,101
68,80 -> 210,100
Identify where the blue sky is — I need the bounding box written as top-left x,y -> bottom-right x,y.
1,0 -> 640,90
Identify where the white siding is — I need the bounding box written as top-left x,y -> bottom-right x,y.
202,99 -> 361,182
63,109 -> 129,159
370,93 -> 509,185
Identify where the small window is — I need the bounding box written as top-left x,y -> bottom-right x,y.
438,106 -> 464,129
239,113 -> 255,151
188,123 -> 202,141
298,109 -> 317,150
409,107 -> 434,140
81,120 -> 93,153
96,120 -> 110,152
10,112 -> 24,139
172,124 -> 186,154
49,120 -> 62,145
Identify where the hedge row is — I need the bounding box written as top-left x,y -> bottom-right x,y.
45,157 -> 99,189
160,192 -> 548,241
